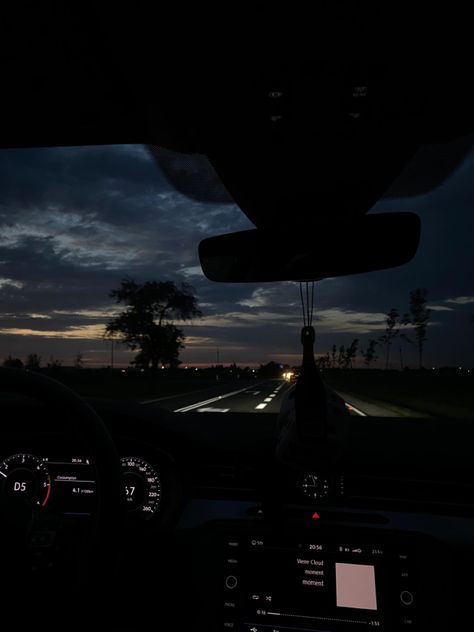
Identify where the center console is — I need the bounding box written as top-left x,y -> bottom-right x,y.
192,521 -> 450,631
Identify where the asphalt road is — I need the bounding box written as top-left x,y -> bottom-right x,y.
143,379 -> 290,414
142,379 -> 396,417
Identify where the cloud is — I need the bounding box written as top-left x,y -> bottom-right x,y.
0,207 -> 165,271
0,146 -> 251,283
444,296 -> 474,305
179,265 -> 205,279
181,335 -> 216,347
428,304 -> 454,312
0,324 -> 105,339
52,307 -> 118,319
0,143 -> 473,368
0,312 -> 52,319
237,287 -> 275,308
198,310 -> 299,329
190,307 -> 390,336
0,277 -> 23,290
314,309 -> 388,334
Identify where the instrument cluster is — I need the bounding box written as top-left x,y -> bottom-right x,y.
0,452 -> 163,520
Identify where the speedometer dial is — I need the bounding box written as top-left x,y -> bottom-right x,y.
120,457 -> 161,519
0,453 -> 51,507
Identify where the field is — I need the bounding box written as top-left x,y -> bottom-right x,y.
9,367 -> 256,402
323,369 -> 474,420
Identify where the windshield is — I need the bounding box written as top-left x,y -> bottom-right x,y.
1,143 -> 473,419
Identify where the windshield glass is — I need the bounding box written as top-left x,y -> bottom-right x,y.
1,143 -> 473,419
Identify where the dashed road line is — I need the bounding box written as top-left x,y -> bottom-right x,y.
172,379 -> 287,414
174,384 -> 260,412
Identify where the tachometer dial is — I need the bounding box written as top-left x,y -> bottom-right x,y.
0,453 -> 51,507
120,457 -> 161,519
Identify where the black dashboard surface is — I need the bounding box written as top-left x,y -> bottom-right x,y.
1,398 -> 473,630
98,401 -> 474,630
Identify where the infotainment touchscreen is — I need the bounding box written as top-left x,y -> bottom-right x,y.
220,532 -> 418,631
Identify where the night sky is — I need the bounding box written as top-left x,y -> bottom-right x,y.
0,142 -> 473,368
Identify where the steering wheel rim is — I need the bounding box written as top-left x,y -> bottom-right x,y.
0,367 -> 124,623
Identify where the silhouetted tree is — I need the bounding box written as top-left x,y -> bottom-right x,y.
361,339 -> 378,367
3,356 -> 24,368
379,308 -> 400,369
47,356 -> 62,368
337,345 -> 346,368
331,344 -> 337,368
345,338 -> 359,368
405,288 -> 431,369
316,352 -> 331,369
398,332 -> 414,370
25,353 -> 41,370
74,353 -> 84,369
106,279 -> 201,370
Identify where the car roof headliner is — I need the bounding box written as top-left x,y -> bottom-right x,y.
0,7 -> 472,230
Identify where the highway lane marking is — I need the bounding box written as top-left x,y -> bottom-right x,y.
253,380 -> 289,410
141,385 -> 222,405
173,383 -> 265,413
197,407 -> 230,413
345,402 -> 367,416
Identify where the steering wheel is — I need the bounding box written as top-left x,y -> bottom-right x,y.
0,368 -> 124,626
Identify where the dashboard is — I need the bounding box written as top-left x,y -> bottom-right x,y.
1,399 -> 474,631
0,449 -> 344,521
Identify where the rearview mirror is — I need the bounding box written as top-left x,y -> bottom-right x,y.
199,212 -> 421,283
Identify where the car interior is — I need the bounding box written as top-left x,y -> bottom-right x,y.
1,7 -> 473,631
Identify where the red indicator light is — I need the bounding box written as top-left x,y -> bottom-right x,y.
42,479 -> 51,507
312,512 -> 320,520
